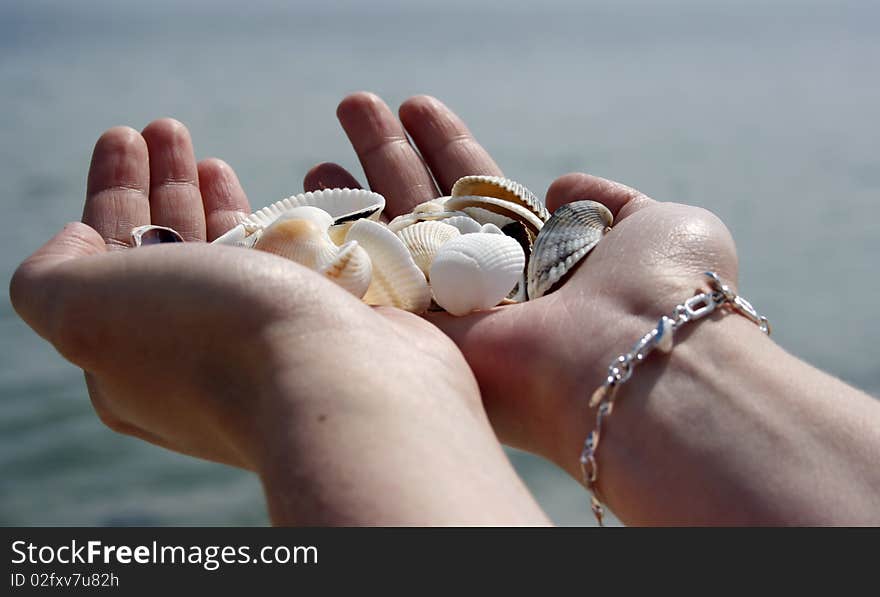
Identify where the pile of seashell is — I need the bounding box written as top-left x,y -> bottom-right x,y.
210,175 -> 613,316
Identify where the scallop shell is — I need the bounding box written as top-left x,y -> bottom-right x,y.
396,220 -> 460,277
441,215 -> 482,234
451,175 -> 550,223
429,233 -> 526,316
444,196 -> 544,237
526,200 -> 613,300
213,188 -> 385,247
345,219 -> 431,313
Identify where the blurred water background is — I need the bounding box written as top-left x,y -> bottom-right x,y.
1,0 -> 878,526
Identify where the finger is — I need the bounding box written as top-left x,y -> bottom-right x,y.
545,173 -> 654,221
337,92 -> 438,218
198,158 -> 251,241
399,95 -> 503,193
303,162 -> 363,192
83,126 -> 151,250
9,222 -> 106,342
142,118 -> 206,241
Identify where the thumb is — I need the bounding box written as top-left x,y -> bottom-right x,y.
545,173 -> 654,221
9,221 -> 107,341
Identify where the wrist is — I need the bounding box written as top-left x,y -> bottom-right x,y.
565,308 -> 778,523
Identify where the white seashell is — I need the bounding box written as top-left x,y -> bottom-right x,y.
253,210 -> 337,269
327,221 -> 353,246
322,241 -> 372,298
526,200 -> 613,300
429,233 -> 525,316
253,208 -> 372,298
441,215 -> 482,234
396,220 -> 460,277
345,219 -> 431,313
479,223 -> 504,235
451,175 -> 550,223
213,188 -> 385,246
386,198 -> 467,233
444,196 -> 544,237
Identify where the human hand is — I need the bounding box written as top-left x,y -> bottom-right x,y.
312,93 -> 740,479
10,119 -> 547,525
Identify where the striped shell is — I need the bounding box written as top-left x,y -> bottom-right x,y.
526,200 -> 612,300
451,175 -> 550,223
444,196 -> 544,238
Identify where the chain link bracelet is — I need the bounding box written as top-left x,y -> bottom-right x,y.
580,271 -> 771,526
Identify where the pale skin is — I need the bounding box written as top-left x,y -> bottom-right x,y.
10,95 -> 880,525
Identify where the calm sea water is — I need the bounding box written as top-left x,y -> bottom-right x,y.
1,0 -> 878,526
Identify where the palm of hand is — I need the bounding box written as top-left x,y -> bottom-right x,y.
10,119 -> 478,471
308,93 -> 740,473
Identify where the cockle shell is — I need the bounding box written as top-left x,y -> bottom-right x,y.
322,241 -> 373,298
441,215 -> 482,234
444,195 -> 544,238
213,188 -> 385,247
451,175 -> 550,223
254,214 -> 337,268
526,200 -> 613,300
253,207 -> 372,298
386,198 -> 467,233
396,220 -> 460,277
345,219 -> 431,313
430,233 -> 526,316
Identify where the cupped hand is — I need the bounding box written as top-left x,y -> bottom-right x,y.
312,93 -> 740,478
10,120 -> 546,524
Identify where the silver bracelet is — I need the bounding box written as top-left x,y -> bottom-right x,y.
580,271 -> 770,526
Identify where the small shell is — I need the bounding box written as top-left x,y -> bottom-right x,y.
444,196 -> 544,237
327,221 -> 354,246
441,215 -> 482,234
451,175 -> 550,223
526,200 -> 613,300
346,219 -> 431,313
253,207 -> 371,298
213,188 -> 385,246
396,220 -> 460,277
430,233 -> 526,316
479,223 -> 504,235
253,208 -> 337,269
322,241 -> 372,298
386,198 -> 467,233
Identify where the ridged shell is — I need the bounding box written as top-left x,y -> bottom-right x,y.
430,233 -> 526,316
253,208 -> 372,298
526,200 -> 613,300
213,188 -> 385,246
441,215 -> 482,234
444,196 -> 544,237
396,220 -> 460,277
345,219 -> 431,313
451,175 -> 550,223
387,198 -> 466,233
253,208 -> 337,269
322,241 -> 372,298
